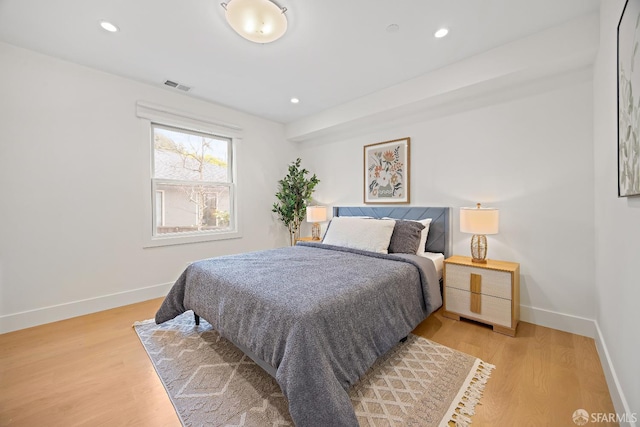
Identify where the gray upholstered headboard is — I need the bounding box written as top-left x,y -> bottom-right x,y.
333,206 -> 452,258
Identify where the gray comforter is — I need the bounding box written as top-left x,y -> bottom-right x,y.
155,242 -> 442,426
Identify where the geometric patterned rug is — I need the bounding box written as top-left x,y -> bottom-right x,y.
134,312 -> 494,427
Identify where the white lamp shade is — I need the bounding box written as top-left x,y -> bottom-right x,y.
224,0 -> 287,43
460,206 -> 499,235
306,206 -> 327,223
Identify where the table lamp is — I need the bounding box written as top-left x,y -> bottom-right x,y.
306,206 -> 327,240
460,203 -> 499,263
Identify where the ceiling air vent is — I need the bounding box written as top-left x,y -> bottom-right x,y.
163,80 -> 192,92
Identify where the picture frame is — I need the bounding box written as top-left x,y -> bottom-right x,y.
617,0 -> 640,197
363,137 -> 410,204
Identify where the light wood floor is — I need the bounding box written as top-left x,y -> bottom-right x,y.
0,298 -> 615,426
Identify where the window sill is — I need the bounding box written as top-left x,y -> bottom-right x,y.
143,229 -> 242,248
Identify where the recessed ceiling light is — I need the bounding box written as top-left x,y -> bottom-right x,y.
434,28 -> 449,38
386,24 -> 400,33
100,21 -> 119,33
290,98 -> 300,104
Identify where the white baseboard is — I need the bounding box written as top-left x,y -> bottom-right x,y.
521,305 -> 634,426
593,322 -> 636,427
0,282 -> 173,334
520,304 -> 597,338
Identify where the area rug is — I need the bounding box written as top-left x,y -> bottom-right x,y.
134,312 -> 494,427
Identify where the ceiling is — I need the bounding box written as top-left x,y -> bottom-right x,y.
0,0 -> 599,124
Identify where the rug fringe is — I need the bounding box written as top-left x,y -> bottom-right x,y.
132,319 -> 155,327
440,359 -> 495,427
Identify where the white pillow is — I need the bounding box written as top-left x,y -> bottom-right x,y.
382,217 -> 432,255
322,217 -> 396,253
415,218 -> 432,256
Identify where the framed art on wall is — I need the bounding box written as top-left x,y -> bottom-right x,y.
363,137 -> 410,204
618,0 -> 640,197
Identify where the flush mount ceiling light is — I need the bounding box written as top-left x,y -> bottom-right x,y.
290,97 -> 299,104
221,0 -> 287,44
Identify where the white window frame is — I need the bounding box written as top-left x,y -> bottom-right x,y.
155,189 -> 165,227
137,101 -> 242,247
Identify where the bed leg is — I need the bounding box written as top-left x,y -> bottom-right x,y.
400,336 -> 408,343
194,313 -> 200,326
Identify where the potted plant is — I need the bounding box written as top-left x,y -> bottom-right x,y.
272,158 -> 320,245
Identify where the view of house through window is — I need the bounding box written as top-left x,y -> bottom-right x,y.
152,124 -> 233,237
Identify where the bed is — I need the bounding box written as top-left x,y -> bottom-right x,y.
155,206 -> 451,426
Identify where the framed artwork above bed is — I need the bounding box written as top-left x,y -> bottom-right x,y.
618,0 -> 640,197
364,137 -> 410,204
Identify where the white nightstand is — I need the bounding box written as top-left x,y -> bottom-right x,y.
442,255 -> 520,336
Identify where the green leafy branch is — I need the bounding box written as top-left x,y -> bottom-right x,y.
272,158 -> 320,244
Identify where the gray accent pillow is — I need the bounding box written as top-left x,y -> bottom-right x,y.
388,220 -> 426,254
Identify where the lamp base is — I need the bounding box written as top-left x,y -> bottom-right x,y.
470,234 -> 488,263
311,223 -> 321,240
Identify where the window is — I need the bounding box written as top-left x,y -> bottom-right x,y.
151,124 -> 235,241
136,101 -> 241,247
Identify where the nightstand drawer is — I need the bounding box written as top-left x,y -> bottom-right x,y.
445,287 -> 512,327
445,264 -> 512,300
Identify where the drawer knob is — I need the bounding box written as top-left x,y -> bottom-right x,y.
470,292 -> 482,314
470,273 -> 482,293
470,273 -> 482,314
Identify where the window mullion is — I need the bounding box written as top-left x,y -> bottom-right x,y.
152,178 -> 229,187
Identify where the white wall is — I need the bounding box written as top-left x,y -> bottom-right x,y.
0,42 -> 294,332
297,75 -> 596,331
593,0 -> 639,420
